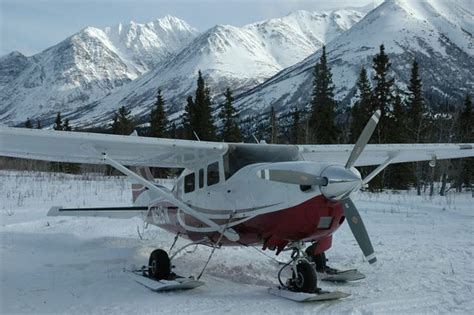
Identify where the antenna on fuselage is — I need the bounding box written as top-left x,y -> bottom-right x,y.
193,131 -> 201,141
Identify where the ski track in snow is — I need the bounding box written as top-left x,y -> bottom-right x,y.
0,171 -> 473,314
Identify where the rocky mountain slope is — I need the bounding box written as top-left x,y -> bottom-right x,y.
73,9 -> 364,127
0,9 -> 364,127
0,16 -> 198,124
232,0 -> 473,118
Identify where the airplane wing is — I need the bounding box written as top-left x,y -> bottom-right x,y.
0,126 -> 227,168
298,143 -> 474,167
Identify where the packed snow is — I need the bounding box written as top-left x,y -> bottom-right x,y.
1,170 -> 473,314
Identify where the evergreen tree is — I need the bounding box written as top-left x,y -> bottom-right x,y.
111,106 -> 134,135
406,60 -> 427,142
63,118 -> 71,131
290,106 -> 301,144
406,60 -> 428,194
309,46 -> 339,144
36,120 -> 42,129
372,44 -> 394,144
24,118 -> 33,128
349,68 -> 372,143
455,94 -> 473,191
169,122 -> 177,139
219,88 -> 242,142
385,92 -> 413,189
267,106 -> 279,144
53,112 -> 63,131
150,89 -> 168,138
191,71 -> 216,141
182,95 -> 196,139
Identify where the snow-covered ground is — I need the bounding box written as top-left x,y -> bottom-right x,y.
1,171 -> 473,314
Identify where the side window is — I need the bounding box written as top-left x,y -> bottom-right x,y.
184,173 -> 195,193
207,162 -> 220,186
199,169 -> 204,189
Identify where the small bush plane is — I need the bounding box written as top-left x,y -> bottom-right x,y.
1,111 -> 473,301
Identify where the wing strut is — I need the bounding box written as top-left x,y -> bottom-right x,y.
101,152 -> 239,242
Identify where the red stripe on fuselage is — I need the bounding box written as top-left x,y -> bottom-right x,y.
152,195 -> 344,252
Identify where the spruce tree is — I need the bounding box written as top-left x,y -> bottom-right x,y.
290,106 -> 301,144
24,118 -> 33,128
385,92 -> 412,189
150,89 -> 168,138
349,68 -> 372,143
455,94 -> 473,191
406,60 -> 428,194
309,46 -> 339,144
182,95 -> 196,139
53,112 -> 63,131
372,44 -> 394,144
63,118 -> 71,131
219,88 -> 242,142
36,120 -> 42,129
192,71 -> 216,141
111,106 -> 134,135
406,60 -> 427,142
267,106 -> 279,144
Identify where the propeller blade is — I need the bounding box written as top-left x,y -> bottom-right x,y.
257,169 -> 327,186
345,110 -> 381,169
342,198 -> 376,264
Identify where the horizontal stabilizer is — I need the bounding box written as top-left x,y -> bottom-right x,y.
48,206 -> 147,219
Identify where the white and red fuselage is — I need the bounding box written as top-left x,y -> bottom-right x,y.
134,144 -> 356,255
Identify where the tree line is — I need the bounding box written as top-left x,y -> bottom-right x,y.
14,45 -> 473,194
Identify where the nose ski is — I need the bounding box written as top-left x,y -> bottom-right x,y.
128,267 -> 205,292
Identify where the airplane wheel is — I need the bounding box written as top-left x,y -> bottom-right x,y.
292,260 -> 317,293
148,249 -> 171,280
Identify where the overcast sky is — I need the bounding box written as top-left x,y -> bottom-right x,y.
0,0 -> 380,56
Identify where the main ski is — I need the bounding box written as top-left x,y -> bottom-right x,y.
268,287 -> 350,302
128,270 -> 204,292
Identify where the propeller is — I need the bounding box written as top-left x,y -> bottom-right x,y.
341,198 -> 377,264
256,110 -> 382,264
340,110 -> 380,264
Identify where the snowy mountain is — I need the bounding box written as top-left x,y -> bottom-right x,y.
66,9 -> 364,128
0,16 -> 198,124
232,0 -> 474,118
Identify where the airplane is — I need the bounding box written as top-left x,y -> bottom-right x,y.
1,110 -> 473,300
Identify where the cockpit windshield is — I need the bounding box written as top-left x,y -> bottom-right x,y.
223,144 -> 300,180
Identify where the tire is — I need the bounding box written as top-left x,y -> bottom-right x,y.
148,249 -> 171,280
293,260 -> 317,293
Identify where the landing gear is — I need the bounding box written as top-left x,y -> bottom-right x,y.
127,247 -> 204,292
288,260 -> 317,293
270,242 -> 350,302
278,243 -> 318,293
148,249 -> 171,280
